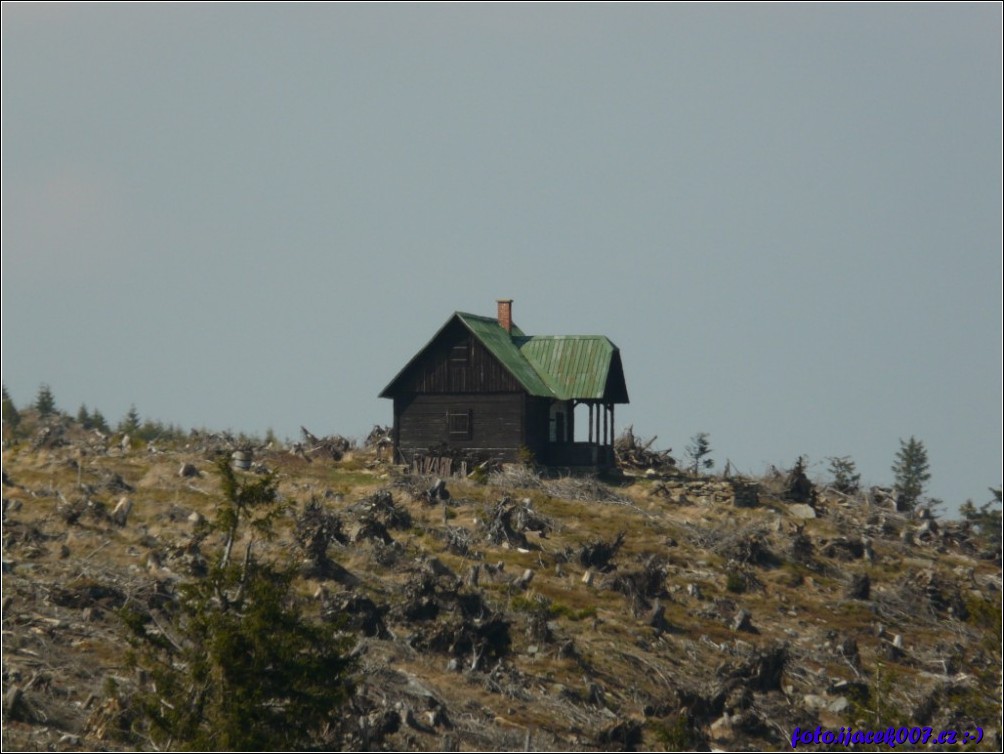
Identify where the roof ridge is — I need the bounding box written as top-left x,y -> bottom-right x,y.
521,334 -> 608,339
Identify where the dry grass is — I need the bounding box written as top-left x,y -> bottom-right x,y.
2,440 -> 1000,752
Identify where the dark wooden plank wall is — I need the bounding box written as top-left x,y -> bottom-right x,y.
399,323 -> 524,394
523,397 -> 551,461
396,393 -> 525,461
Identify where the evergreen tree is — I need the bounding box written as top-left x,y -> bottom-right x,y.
76,404 -> 92,428
827,456 -> 861,494
123,458 -> 356,750
686,432 -> 714,475
891,436 -> 931,511
2,385 -> 20,431
960,487 -> 1002,552
90,409 -> 109,433
35,383 -> 57,417
119,405 -> 141,435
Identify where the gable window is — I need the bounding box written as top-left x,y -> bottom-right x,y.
447,409 -> 472,440
450,343 -> 469,364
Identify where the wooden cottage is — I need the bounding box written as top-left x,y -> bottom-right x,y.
379,300 -> 629,469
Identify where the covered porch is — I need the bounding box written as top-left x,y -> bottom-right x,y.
542,399 -> 617,468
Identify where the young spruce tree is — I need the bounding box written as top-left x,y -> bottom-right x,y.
827,456 -> 861,495
891,436 -> 931,511
35,383 -> 56,417
123,457 -> 355,750
2,385 -> 20,432
686,432 -> 714,475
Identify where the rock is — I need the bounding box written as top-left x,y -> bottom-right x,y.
188,511 -> 204,526
803,694 -> 827,710
788,503 -> 817,519
517,569 -> 534,589
582,569 -> 594,586
827,696 -> 850,714
687,582 -> 702,599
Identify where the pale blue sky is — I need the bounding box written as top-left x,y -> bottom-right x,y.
2,3 -> 1001,512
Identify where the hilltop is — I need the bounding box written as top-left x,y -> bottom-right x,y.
2,411 -> 1001,751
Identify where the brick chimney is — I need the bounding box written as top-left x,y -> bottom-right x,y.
496,299 -> 513,334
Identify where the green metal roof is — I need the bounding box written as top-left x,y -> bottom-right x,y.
457,313 -> 627,403
380,310 -> 628,403
453,313 -> 553,397
516,335 -> 618,400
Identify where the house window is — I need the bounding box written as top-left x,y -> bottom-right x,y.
450,344 -> 469,364
447,410 -> 472,440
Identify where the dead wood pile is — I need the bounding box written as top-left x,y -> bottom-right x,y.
291,426 -> 352,462
480,497 -> 551,550
578,531 -> 625,572
614,425 -> 676,471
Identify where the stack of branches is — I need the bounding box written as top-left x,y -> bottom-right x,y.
578,531 -> 626,572
292,426 -> 352,462
30,420 -> 69,451
603,554 -> 668,614
348,489 -> 412,530
294,497 -> 349,573
679,522 -> 780,568
487,464 -> 542,489
388,475 -> 434,503
541,476 -> 631,504
481,497 -> 551,549
614,425 -> 677,471
188,429 -> 260,454
363,425 -> 393,451
415,613 -> 512,673
440,526 -> 476,557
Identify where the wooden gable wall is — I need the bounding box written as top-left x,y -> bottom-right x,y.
397,319 -> 523,395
